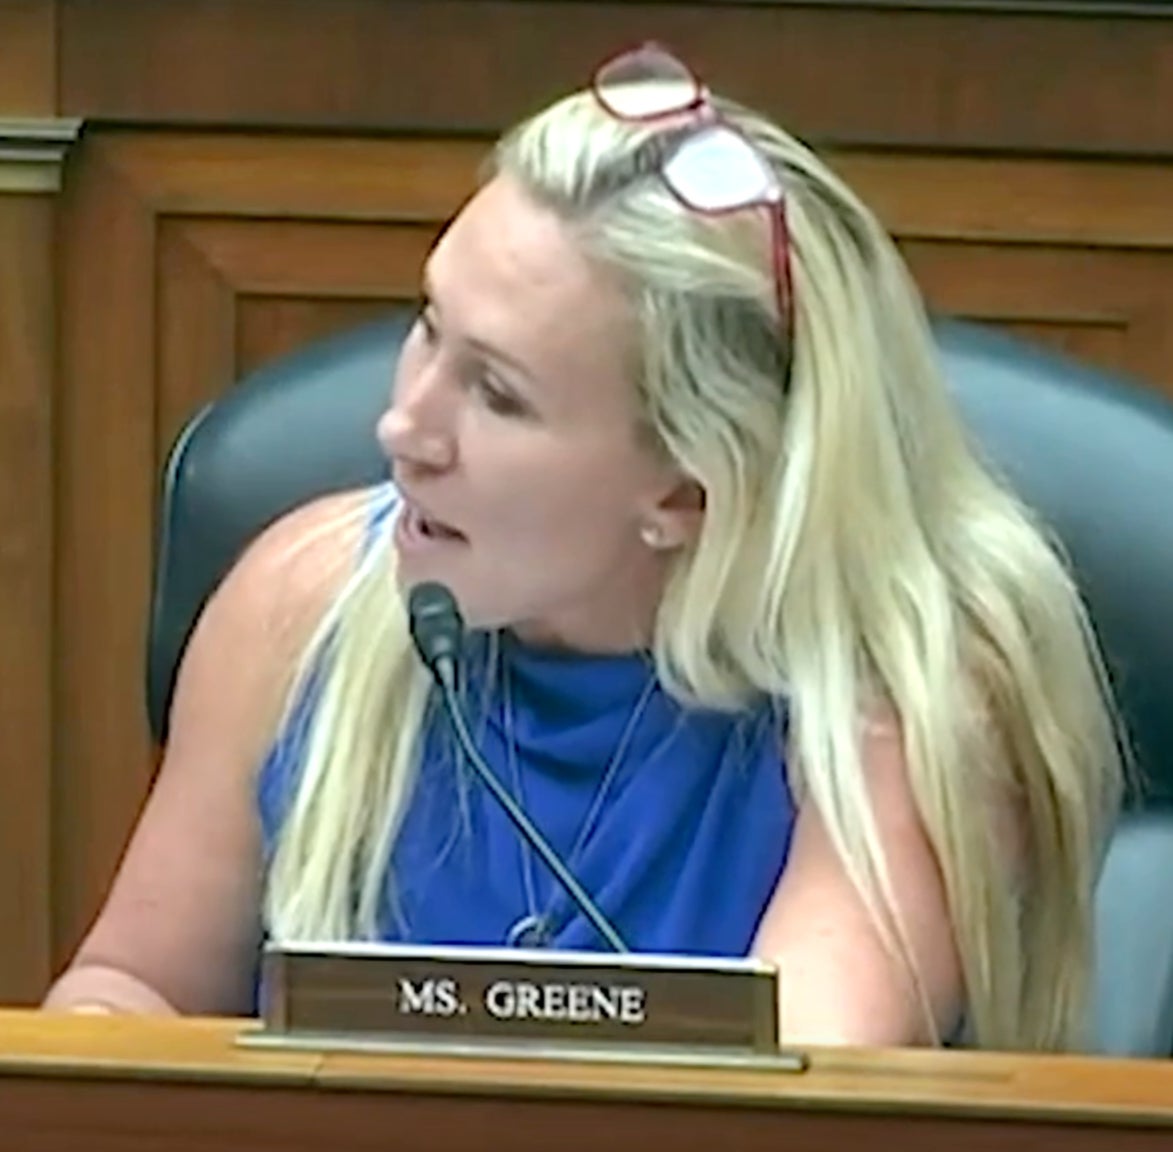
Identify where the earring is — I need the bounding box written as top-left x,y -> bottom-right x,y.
640,524 -> 665,549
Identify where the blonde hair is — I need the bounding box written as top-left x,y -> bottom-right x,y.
264,86 -> 1124,1051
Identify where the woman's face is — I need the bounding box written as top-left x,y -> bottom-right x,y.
377,175 -> 695,652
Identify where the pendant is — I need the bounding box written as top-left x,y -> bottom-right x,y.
506,913 -> 552,949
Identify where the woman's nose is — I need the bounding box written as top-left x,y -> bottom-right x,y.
376,383 -> 456,472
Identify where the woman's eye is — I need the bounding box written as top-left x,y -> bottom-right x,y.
417,310 -> 439,344
476,374 -> 525,417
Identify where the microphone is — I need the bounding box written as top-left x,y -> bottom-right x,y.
407,581 -> 628,953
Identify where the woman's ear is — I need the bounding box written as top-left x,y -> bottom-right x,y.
640,478 -> 705,551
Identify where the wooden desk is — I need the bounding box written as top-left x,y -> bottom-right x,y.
0,1009 -> 1171,1152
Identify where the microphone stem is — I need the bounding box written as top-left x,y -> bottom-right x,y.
436,660 -> 629,954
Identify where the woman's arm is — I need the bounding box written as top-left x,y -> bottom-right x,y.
751,718 -> 965,1047
43,492 -> 366,1017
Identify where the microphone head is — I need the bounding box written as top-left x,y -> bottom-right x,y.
407,581 -> 465,676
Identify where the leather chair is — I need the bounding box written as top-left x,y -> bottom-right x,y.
146,310 -> 1173,1056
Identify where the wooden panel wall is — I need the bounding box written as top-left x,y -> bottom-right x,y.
0,118 -> 77,1007
50,130 -> 1173,976
0,0 -> 55,117
1,0 -> 1172,1004
55,0 -> 1173,156
0,184 -> 54,1008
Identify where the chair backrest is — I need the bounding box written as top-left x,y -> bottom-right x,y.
146,311 -> 408,742
147,312 -> 1173,809
934,319 -> 1173,812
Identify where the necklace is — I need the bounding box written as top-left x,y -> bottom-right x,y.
501,653 -> 657,949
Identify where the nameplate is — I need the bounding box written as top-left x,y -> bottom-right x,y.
253,942 -> 786,1060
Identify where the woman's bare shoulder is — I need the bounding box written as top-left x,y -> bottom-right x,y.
224,486 -> 385,632
44,486 -> 394,1015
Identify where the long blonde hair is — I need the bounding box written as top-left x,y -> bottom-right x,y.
264,85 -> 1124,1051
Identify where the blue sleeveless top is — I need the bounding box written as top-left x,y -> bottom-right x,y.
257,486 -> 796,962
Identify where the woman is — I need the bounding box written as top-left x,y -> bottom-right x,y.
44,44 -> 1123,1051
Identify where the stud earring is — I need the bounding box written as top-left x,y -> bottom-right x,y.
640,524 -> 665,549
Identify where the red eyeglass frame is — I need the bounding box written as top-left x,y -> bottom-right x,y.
590,42 -> 795,378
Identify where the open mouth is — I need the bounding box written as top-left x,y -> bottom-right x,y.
398,503 -> 467,546
419,514 -> 464,540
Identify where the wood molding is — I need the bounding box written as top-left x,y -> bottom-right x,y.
82,131 -> 1173,252
0,119 -> 82,193
105,132 -> 1171,410
830,152 -> 1173,249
